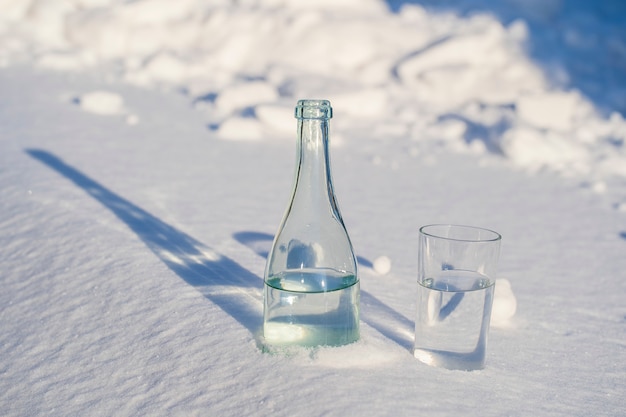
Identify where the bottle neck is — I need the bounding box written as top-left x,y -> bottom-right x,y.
298,118 -> 329,163
293,118 -> 336,212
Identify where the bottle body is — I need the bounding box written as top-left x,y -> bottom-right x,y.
263,100 -> 359,348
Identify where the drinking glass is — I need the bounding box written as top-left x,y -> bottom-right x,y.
414,224 -> 501,370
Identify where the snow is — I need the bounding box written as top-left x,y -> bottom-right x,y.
490,279 -> 517,327
0,0 -> 625,415
75,90 -> 126,116
373,255 -> 392,275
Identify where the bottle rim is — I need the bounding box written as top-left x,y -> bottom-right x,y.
295,99 -> 332,119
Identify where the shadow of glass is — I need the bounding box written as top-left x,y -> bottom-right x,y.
26,149 -> 262,338
233,231 -> 274,259
234,230 -> 414,350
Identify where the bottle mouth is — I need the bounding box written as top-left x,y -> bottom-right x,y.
295,99 -> 333,119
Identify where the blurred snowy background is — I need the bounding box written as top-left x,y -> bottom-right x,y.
2,0 -> 625,182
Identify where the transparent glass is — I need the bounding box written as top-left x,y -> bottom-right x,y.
263,99 -> 359,349
414,224 -> 502,370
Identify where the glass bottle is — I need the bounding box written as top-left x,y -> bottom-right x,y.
263,99 -> 359,349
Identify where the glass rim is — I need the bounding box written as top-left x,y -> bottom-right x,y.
419,224 -> 502,243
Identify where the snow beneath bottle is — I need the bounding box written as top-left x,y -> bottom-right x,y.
0,0 -> 625,416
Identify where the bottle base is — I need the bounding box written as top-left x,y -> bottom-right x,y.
262,320 -> 359,350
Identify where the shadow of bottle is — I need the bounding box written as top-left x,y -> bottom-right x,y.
26,149 -> 263,341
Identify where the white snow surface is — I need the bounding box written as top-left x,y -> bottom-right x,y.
0,0 -> 625,416
76,90 -> 126,115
